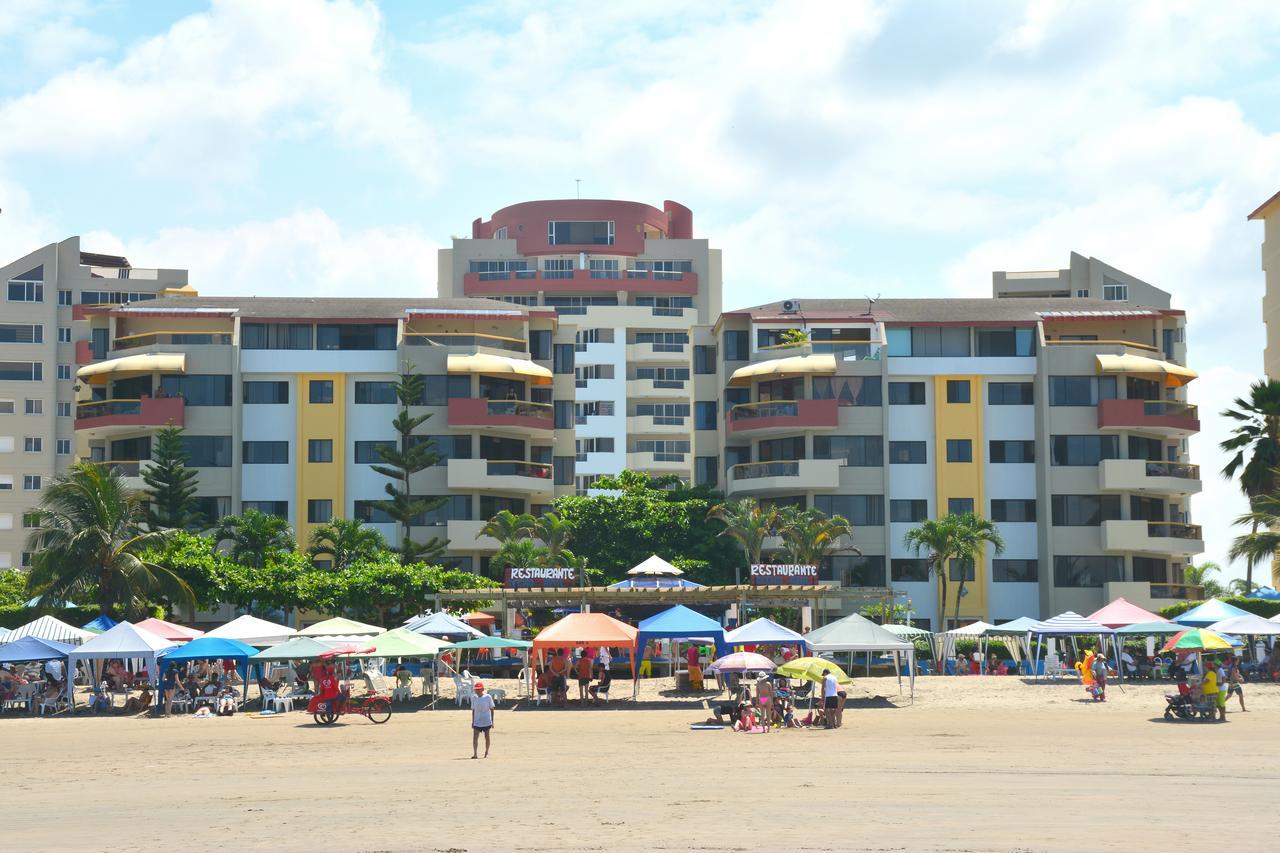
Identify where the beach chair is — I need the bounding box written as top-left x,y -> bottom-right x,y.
171,691 -> 192,714
453,675 -> 475,706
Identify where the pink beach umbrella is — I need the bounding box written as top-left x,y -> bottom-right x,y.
706,652 -> 776,673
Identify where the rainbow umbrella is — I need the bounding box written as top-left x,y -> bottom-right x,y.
1159,628 -> 1235,653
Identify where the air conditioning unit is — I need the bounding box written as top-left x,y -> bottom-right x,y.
781,299 -> 801,314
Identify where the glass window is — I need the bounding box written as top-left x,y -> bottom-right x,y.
723,330 -> 749,361
812,376 -> 882,406
23,436 -> 42,452
309,380 -> 334,404
823,555 -> 885,586
889,441 -> 927,464
110,436 -> 151,460
243,381 -> 289,404
159,375 -> 232,406
307,439 -> 333,463
553,344 -> 575,375
695,401 -> 717,430
23,474 -> 42,490
993,559 -> 1038,582
814,435 -> 883,466
241,323 -> 313,350
815,495 -> 883,526
1128,436 -> 1164,461
553,456 -> 575,486
890,499 -> 928,523
757,436 -> 804,462
888,382 -> 925,405
945,380 -> 970,403
694,345 -> 717,374
354,381 -> 397,404
1050,435 -> 1120,466
411,494 -> 473,526
421,435 -> 471,463
307,500 -> 333,523
554,400 -> 573,430
0,362 -> 42,381
315,324 -> 396,350
0,324 -> 42,343
991,499 -> 1036,522
417,376 -> 471,406
947,498 -> 974,515
945,439 -> 972,463
1130,495 -> 1165,522
7,282 -> 44,302
891,559 -> 930,582
976,327 -> 1035,357
1053,555 -> 1123,587
480,495 -> 525,519
352,501 -> 395,524
989,440 -> 1034,463
696,456 -> 718,487
896,326 -> 970,357
191,496 -> 231,524
180,436 -> 232,467
243,441 -> 289,464
1133,556 -> 1167,583
1103,279 -> 1128,301
548,220 -> 614,245
988,382 -> 1033,405
948,558 -> 975,581
1049,376 -> 1117,406
58,289 -> 72,306
242,501 -> 288,518
24,399 -> 42,415
529,329 -> 552,360
354,440 -> 395,464
1051,494 -> 1122,526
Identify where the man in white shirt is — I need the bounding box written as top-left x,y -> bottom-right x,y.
470,681 -> 497,759
821,670 -> 839,729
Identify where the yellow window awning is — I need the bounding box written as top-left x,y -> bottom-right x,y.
1095,353 -> 1198,387
728,353 -> 837,386
446,353 -> 553,385
76,353 -> 187,384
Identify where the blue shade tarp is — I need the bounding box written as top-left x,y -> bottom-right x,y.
1173,598 -> 1253,627
724,617 -> 807,648
635,605 -> 729,676
0,635 -> 76,663
159,637 -> 258,710
405,611 -> 484,639
82,615 -> 119,634
1249,586 -> 1280,601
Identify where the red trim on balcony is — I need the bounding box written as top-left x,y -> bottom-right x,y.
470,199 -> 691,255
463,268 -> 697,297
727,398 -> 838,434
447,397 -> 553,431
75,396 -> 185,431
1097,398 -> 1199,433
74,340 -> 94,365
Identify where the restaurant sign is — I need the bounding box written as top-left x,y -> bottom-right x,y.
505,566 -> 579,588
749,564 -> 818,585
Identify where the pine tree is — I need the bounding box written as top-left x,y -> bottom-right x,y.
370,368 -> 447,563
142,422 -> 199,529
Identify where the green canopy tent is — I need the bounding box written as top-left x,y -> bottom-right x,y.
343,629 -> 450,702
442,635 -> 534,699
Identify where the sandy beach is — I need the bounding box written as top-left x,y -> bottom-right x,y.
4,675 -> 1279,852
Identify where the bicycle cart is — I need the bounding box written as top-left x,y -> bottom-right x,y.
308,647 -> 392,725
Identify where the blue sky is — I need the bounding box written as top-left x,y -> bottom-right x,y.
3,0 -> 1280,582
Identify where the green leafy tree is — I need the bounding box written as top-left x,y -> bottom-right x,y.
308,518 -> 386,571
371,368 -> 446,563
1220,379 -> 1280,589
1185,559 -> 1225,598
779,328 -> 810,346
492,539 -> 550,572
904,513 -> 1005,632
25,462 -> 191,616
1227,577 -> 1257,597
214,509 -> 295,569
707,498 -> 781,585
0,569 -> 30,608
142,423 -> 200,530
534,511 -> 573,560
777,506 -> 857,570
141,531 -> 238,610
946,513 -> 1004,625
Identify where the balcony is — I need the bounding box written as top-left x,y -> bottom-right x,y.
74,340 -> 94,364
626,341 -> 687,362
464,268 -> 698,297
626,377 -> 688,398
75,396 -> 185,435
626,415 -> 689,435
1102,579 -> 1204,611
1101,519 -> 1204,556
727,399 -> 838,435
447,398 -> 553,432
403,332 -> 527,355
1097,398 -> 1199,437
1098,459 -> 1202,496
626,451 -> 689,473
446,458 -> 553,494
726,459 -> 843,496
112,331 -> 232,351
753,341 -> 883,363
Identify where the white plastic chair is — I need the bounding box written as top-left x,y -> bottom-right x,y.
270,692 -> 294,713
37,694 -> 66,716
453,675 -> 475,706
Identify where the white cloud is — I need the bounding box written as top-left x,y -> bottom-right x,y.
84,211 -> 441,298
0,0 -> 436,186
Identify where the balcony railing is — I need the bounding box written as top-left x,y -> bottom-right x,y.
1143,401 -> 1198,419
1150,583 -> 1204,601
651,452 -> 686,462
77,399 -> 146,419
113,332 -> 232,350
447,398 -> 553,430
625,269 -> 688,281
1148,521 -> 1202,540
1145,461 -> 1200,480
726,398 -> 840,434
95,459 -> 142,476
75,395 -> 185,430
403,332 -> 526,353
464,268 -> 697,296
1043,338 -> 1160,353
733,461 -> 801,480
650,307 -> 686,317
485,460 -> 553,479
483,400 -> 552,420
731,400 -> 799,420
759,341 -> 883,360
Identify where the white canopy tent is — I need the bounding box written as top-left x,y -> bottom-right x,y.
296,617 -> 382,644
66,622 -> 176,705
1031,611 -> 1115,679
939,621 -> 993,671
204,614 -> 297,647
627,555 -> 684,576
982,617 -> 1044,673
8,615 -> 94,645
805,613 -> 916,698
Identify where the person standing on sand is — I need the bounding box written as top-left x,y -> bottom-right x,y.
821,669 -> 839,729
1226,659 -> 1246,712
1090,652 -> 1108,701
470,681 -> 496,758
162,665 -> 179,717
575,650 -> 592,703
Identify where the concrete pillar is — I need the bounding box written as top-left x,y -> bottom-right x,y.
801,604 -> 813,632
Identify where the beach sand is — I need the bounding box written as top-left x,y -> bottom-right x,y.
4,675 -> 1278,851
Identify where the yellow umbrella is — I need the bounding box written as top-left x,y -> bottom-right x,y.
776,657 -> 854,685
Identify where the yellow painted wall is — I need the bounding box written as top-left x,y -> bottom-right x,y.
296,373 -> 346,548
933,375 -> 986,624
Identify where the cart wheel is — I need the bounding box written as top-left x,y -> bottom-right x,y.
1163,708 -> 1173,721
366,698 -> 392,724
314,709 -> 338,725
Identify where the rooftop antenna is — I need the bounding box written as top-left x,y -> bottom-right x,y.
865,293 -> 880,315
575,179 -> 581,199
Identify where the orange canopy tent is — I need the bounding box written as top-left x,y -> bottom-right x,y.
531,612 -> 638,682
462,612 -> 496,626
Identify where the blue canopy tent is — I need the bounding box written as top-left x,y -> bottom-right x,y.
82,615 -> 119,634
158,637 -> 258,709
0,635 -> 76,663
1173,598 -> 1253,627
724,617 -> 808,649
634,605 -> 729,691
1248,587 -> 1280,601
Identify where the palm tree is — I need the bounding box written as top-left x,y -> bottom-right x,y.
534,512 -> 573,560
707,498 -> 780,585
1227,496 -> 1280,589
477,509 -> 537,546
947,513 -> 1005,626
777,507 -> 858,575
308,518 -> 386,571
24,462 -> 192,616
1220,379 -> 1280,589
903,516 -> 960,634
1182,559 -> 1228,598
214,509 -> 295,569
491,539 -> 549,572
1227,577 -> 1256,597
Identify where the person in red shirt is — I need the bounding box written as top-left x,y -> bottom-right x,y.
317,666 -> 343,716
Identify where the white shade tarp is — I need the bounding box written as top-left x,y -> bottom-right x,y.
8,615 -> 94,645
627,554 -> 683,576
204,614 -> 297,646
66,621 -> 176,704
805,613 -> 915,698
